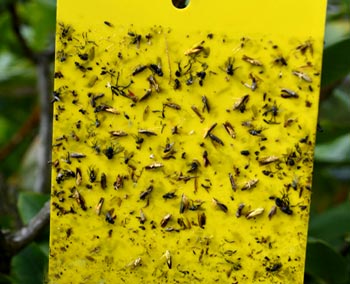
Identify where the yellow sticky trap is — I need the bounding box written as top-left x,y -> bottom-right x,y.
49,1 -> 327,283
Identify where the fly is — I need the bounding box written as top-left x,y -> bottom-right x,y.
233,95 -> 249,113
147,75 -> 160,92
110,73 -> 134,100
95,197 -> 104,215
138,209 -> 146,224
103,144 -> 124,159
163,250 -> 172,269
275,193 -> 293,215
242,73 -> 261,91
292,70 -> 312,82
127,257 -> 142,269
136,90 -> 151,104
132,65 -> 147,76
56,169 -> 75,184
75,62 -> 87,72
201,95 -> 210,113
248,128 -> 264,136
72,189 -> 87,211
124,151 -> 134,164
246,207 -> 264,219
184,41 -> 205,56
212,198 -> 228,213
94,104 -> 120,114
145,162 -> 163,170
268,205 -> 277,219
89,93 -> 104,107
162,149 -> 176,160
266,263 -> 282,272
70,152 -> 86,159
105,208 -> 116,224
88,166 -> 97,183
140,185 -> 153,200
259,156 -> 280,165
163,191 -> 177,199
281,88 -> 299,98
241,178 -> 259,190
149,58 -> 163,76
186,73 -> 194,85
128,31 -> 142,48
100,173 -> 107,189
198,212 -> 206,228
138,129 -> 157,136
174,78 -> 181,90
236,203 -> 245,218
75,168 -> 82,186
103,21 -> 113,27
179,193 -> 189,213
196,71 -> 206,86
110,130 -> 128,137
273,56 -> 288,66
209,133 -> 224,146
262,102 -> 279,124
163,102 -> 181,110
203,123 -> 217,138
163,139 -> 175,153
191,105 -> 205,122
160,214 -> 172,228
175,62 -> 182,77
242,55 -> 263,66
224,57 -> 238,76
296,40 -> 313,55
223,121 -> 236,138
189,199 -> 204,211
228,173 -> 237,191
113,174 -> 125,190
203,151 -> 210,167
187,160 -> 200,173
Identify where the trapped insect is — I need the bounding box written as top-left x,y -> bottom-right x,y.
242,55 -> 263,66
212,198 -> 228,213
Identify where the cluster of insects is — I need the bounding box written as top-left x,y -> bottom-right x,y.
50,21 -> 320,283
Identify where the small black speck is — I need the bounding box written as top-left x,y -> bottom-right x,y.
240,150 -> 250,156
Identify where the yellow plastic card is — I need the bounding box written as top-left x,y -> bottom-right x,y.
49,0 -> 327,283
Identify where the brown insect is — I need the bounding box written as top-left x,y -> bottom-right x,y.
236,203 -> 245,218
198,212 -> 206,229
241,179 -> 259,190
95,197 -> 104,215
292,70 -> 312,82
212,198 -> 228,213
242,55 -> 263,66
223,121 -> 236,138
233,95 -> 249,113
160,214 -> 172,228
259,156 -> 280,165
246,207 -> 264,219
228,173 -> 237,191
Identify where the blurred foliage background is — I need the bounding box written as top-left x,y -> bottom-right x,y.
0,0 -> 349,283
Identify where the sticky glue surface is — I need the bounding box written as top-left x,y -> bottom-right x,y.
49,1 -> 327,283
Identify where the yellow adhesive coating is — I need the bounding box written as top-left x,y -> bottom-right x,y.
49,1 -> 327,283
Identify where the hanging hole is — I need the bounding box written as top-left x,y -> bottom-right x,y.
172,0 -> 190,9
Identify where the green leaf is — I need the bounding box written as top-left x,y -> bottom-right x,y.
314,134 -> 350,163
305,238 -> 348,284
0,273 -> 13,284
17,192 -> 49,224
321,38 -> 350,88
318,88 -> 350,129
11,243 -> 48,284
309,201 -> 350,246
324,20 -> 350,47
19,0 -> 56,51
